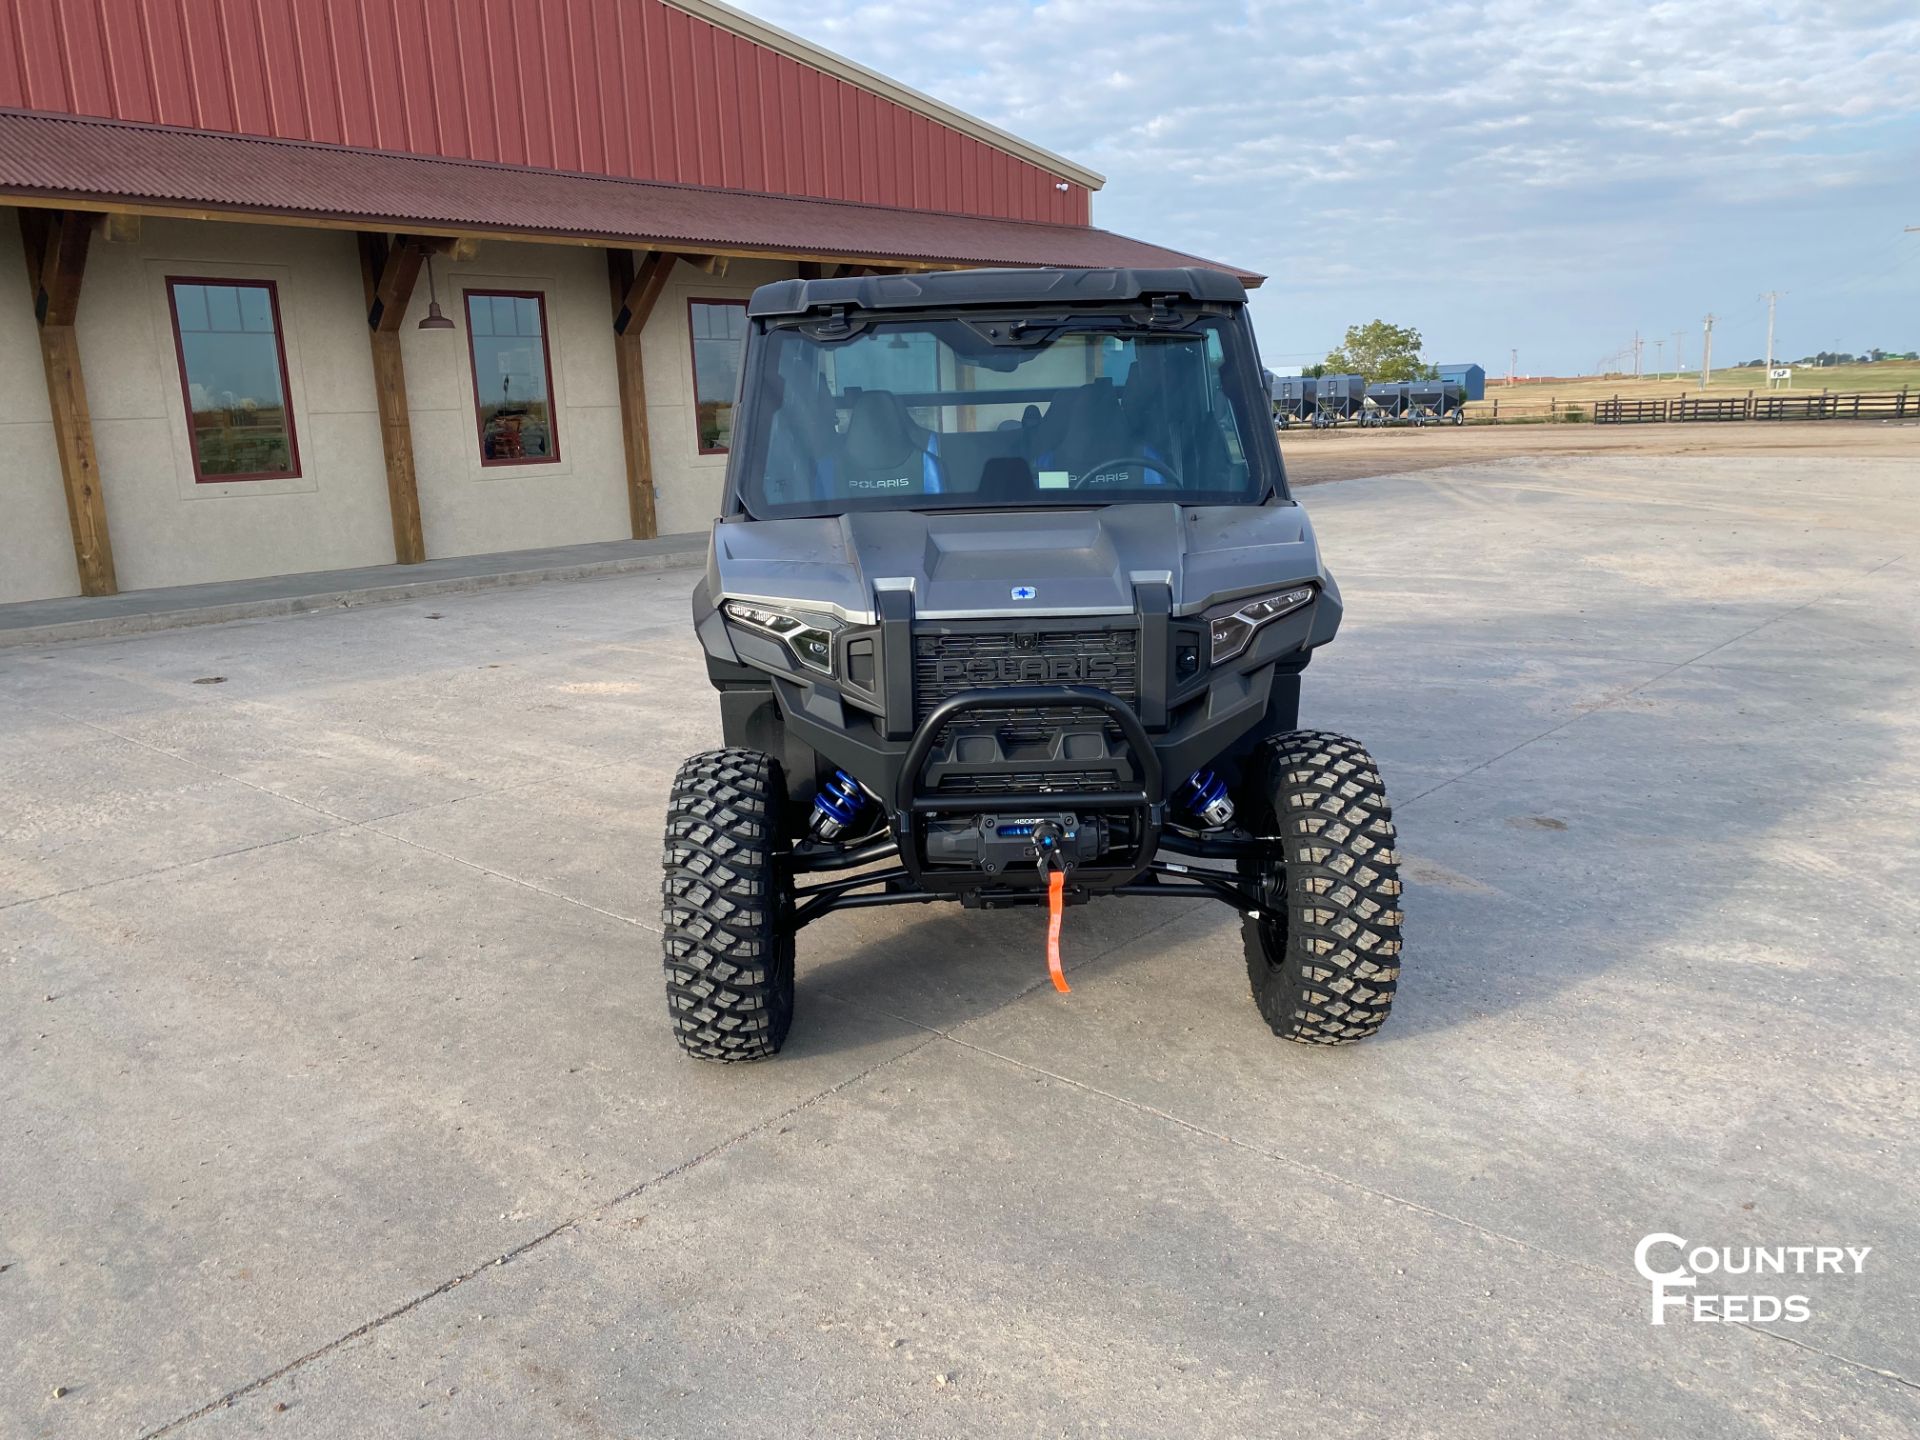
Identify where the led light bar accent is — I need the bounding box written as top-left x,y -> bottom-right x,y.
1208,586 -> 1314,664
725,600 -> 837,674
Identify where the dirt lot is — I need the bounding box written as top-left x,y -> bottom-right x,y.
1282,417 -> 1920,485
3,443 -> 1918,1438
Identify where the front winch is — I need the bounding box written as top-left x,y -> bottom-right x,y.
924,813 -> 1109,875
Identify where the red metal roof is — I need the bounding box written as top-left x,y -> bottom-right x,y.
0,110 -> 1261,282
0,0 -> 1094,225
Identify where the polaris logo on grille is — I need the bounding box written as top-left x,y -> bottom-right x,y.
932,656 -> 1123,685
1011,586 -> 1037,600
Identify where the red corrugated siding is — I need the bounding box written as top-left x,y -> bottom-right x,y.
0,0 -> 1090,220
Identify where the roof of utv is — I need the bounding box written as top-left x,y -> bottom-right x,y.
746,266 -> 1248,319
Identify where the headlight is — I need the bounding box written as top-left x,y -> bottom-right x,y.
1208,586 -> 1314,664
724,601 -> 838,674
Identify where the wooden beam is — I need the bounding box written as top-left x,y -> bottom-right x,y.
361,231 -> 428,332
612,249 -> 675,336
608,249 -> 671,539
357,232 -> 427,564
28,206 -> 93,325
19,210 -> 116,596
676,252 -> 728,276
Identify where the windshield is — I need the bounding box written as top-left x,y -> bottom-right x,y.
731,311 -> 1279,517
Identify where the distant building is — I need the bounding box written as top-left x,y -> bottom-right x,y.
0,0 -> 1253,605
1436,363 -> 1486,400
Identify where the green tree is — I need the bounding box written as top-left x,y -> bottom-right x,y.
1323,320 -> 1435,382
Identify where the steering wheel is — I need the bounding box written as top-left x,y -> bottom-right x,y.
1069,454 -> 1181,489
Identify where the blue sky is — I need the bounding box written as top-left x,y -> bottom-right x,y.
752,0 -> 1920,376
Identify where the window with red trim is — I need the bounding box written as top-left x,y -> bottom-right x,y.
689,299 -> 748,454
165,278 -> 300,481
465,290 -> 560,465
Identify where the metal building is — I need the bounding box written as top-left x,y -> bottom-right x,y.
0,0 -> 1253,605
1435,363 -> 1485,401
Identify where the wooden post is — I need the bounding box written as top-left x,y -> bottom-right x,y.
607,249 -> 676,540
20,209 -> 117,595
357,232 -> 431,565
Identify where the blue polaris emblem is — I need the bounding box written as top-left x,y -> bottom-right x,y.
1011,585 -> 1037,600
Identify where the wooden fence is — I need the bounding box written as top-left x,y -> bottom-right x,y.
1594,390 -> 1916,425
1459,398 -> 1590,424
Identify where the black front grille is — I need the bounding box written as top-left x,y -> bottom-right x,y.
912,627 -> 1139,724
935,769 -> 1120,795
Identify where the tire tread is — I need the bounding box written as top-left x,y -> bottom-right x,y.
1243,731 -> 1403,1044
661,748 -> 794,1062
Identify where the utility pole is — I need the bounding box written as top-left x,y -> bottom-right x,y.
1653,338 -> 1665,377
1760,290 -> 1783,376
1672,328 -> 1686,373
1701,313 -> 1716,387
1508,347 -> 1517,385
1632,330 -> 1643,378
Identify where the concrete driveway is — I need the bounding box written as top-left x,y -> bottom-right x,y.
3,450 -> 1916,1438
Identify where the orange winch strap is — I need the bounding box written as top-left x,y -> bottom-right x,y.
1046,868 -> 1069,993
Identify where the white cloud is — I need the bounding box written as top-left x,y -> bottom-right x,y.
753,0 -> 1920,370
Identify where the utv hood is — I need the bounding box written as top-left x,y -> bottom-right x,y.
706,502 -> 1338,624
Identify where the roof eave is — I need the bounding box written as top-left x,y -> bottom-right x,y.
0,185 -> 1261,286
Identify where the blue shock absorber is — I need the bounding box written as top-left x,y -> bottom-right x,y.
1183,770 -> 1235,829
810,769 -> 867,840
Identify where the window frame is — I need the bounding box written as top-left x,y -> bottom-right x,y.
463,287 -> 562,468
687,297 -> 749,456
164,275 -> 302,484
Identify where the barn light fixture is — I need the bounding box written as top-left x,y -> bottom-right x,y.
418,254 -> 456,331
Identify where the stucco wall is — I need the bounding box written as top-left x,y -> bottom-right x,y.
0,208 -> 798,604
395,239 -> 629,559
639,257 -> 796,538
2,210 -> 395,599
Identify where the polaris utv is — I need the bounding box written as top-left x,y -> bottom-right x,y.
664,267 -> 1402,1061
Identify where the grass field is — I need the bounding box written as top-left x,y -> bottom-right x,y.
1484,359 -> 1920,405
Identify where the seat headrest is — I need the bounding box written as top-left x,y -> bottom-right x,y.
844,390 -> 920,470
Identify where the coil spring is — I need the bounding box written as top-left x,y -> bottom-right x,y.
1183,769 -> 1235,829
811,769 -> 866,838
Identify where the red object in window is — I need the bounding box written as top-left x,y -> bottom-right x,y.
688,297 -> 748,455
164,276 -> 301,483
464,289 -> 561,467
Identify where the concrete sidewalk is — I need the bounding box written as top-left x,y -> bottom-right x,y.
0,533 -> 707,649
